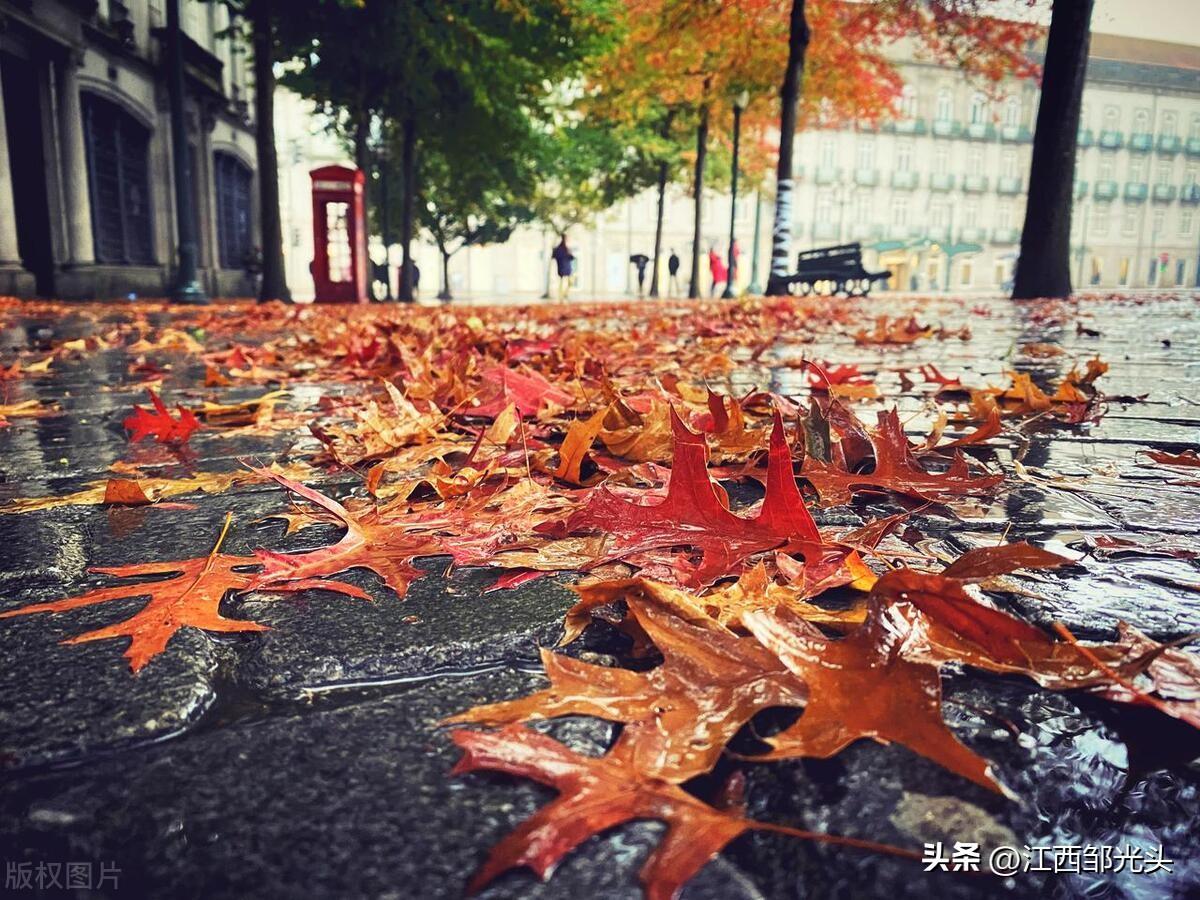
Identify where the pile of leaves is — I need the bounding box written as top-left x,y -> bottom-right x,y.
1,294 -> 1198,896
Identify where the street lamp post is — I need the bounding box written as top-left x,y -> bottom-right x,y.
166,0 -> 206,304
748,190 -> 763,295
722,90 -> 749,300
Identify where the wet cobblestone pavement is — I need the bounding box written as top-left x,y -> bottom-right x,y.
0,292 -> 1198,899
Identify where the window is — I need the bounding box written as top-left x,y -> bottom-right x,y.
1118,257 -> 1131,286
1148,257 -> 1159,286
1079,102 -> 1089,131
1185,166 -> 1198,188
933,144 -> 949,171
1122,209 -> 1138,236
1155,163 -> 1172,186
891,196 -> 908,227
896,141 -> 913,172
1162,110 -> 1179,137
1191,114 -> 1200,141
1098,153 -> 1116,181
1090,257 -> 1103,285
1134,108 -> 1151,133
82,93 -> 154,264
1103,106 -> 1120,130
1001,149 -> 1018,179
963,198 -> 980,228
969,93 -> 988,125
960,259 -> 973,287
214,152 -> 253,268
856,139 -> 875,170
967,147 -> 983,176
1181,209 -> 1194,238
816,191 -> 833,222
900,84 -> 918,119
819,137 -> 836,170
1128,157 -> 1145,182
936,88 -> 953,122
326,202 -> 352,283
1093,203 -> 1110,236
854,193 -> 872,223
930,201 -> 948,227
998,200 -> 1013,228
1176,260 -> 1187,286
1004,96 -> 1021,128
1152,209 -> 1165,237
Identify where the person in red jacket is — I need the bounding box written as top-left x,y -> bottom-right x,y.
707,246 -> 727,297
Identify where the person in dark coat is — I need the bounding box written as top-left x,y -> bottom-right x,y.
630,253 -> 650,298
551,234 -> 575,302
667,249 -> 681,297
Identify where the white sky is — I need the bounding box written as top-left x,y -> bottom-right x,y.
1091,0 -> 1200,45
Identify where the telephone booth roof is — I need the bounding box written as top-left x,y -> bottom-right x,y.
310,165 -> 365,184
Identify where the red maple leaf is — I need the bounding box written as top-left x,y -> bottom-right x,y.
123,390 -> 200,446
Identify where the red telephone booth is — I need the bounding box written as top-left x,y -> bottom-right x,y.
310,165 -> 367,303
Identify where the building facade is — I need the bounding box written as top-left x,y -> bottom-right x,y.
423,32 -> 1200,300
0,0 -> 257,300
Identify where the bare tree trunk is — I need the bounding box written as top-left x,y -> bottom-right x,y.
398,114 -> 417,302
353,108 -> 371,244
766,0 -> 810,296
439,248 -> 452,301
1012,0 -> 1094,300
649,111 -> 674,299
252,0 -> 290,302
688,105 -> 709,300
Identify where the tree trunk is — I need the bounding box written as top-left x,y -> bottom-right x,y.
1012,0 -> 1094,300
649,111 -> 674,299
398,114 -> 417,302
766,0 -> 810,296
438,247 -> 452,301
688,105 -> 709,300
353,107 -> 371,246
252,0 -> 290,303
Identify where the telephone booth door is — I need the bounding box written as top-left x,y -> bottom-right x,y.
310,165 -> 367,303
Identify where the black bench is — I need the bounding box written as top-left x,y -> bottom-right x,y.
785,242 -> 891,297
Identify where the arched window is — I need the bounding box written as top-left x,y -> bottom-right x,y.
1134,108 -> 1150,134
968,93 -> 988,125
214,152 -> 253,268
82,93 -> 154,264
1003,97 -> 1021,128
1103,106 -> 1120,130
935,88 -> 953,122
1161,110 -> 1178,137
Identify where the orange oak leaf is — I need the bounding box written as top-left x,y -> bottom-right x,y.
103,478 -> 153,506
123,389 -> 200,446
450,726 -> 916,900
446,593 -> 808,782
0,515 -> 367,672
801,409 -> 1003,506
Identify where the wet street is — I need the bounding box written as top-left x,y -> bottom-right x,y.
1,292 -> 1198,899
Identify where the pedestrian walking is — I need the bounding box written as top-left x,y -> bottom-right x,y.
707,246 -> 727,298
667,249 -> 681,298
630,253 -> 650,298
551,234 -> 574,302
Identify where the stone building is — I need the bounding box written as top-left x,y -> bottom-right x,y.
432,31 -> 1200,299
0,0 -> 257,299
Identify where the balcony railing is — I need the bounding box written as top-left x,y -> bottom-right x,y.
814,166 -> 840,185
847,223 -> 883,241
1152,184 -> 1178,202
1187,138 -> 1200,157
1093,180 -> 1118,200
959,226 -> 985,243
964,122 -> 997,141
1074,180 -> 1089,199
1181,184 -> 1200,204
1099,130 -> 1124,149
890,170 -> 918,189
1001,124 -> 1033,143
996,175 -> 1023,195
931,119 -> 961,138
854,168 -> 879,187
962,174 -> 989,193
812,222 -> 838,240
894,119 -> 927,136
1077,129 -> 1095,148
992,227 -> 1020,244
927,225 -> 950,243
929,173 -> 956,191
1128,133 -> 1153,153
1157,135 -> 1182,155
1124,182 -> 1149,201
